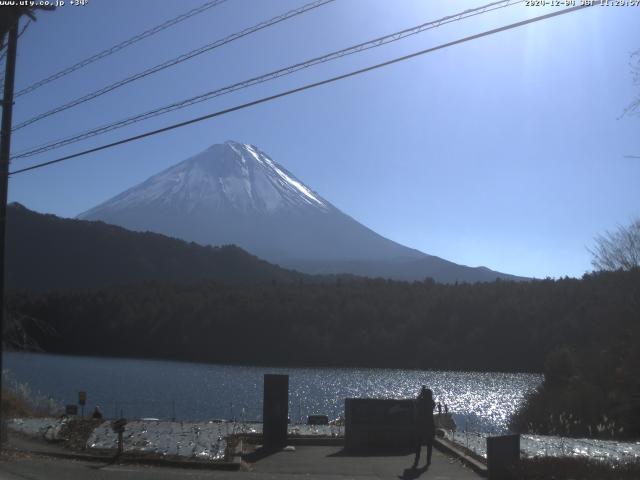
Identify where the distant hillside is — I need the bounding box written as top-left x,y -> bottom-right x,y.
6,203 -> 310,290
283,257 -> 526,283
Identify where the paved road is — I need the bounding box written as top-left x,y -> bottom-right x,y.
0,446 -> 480,480
249,445 -> 480,479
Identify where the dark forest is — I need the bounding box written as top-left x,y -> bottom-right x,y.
8,269 -> 640,438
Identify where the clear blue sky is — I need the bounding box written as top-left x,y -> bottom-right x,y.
6,0 -> 640,279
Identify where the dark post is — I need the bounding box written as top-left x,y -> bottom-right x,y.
0,21 -> 19,446
486,434 -> 520,480
111,418 -> 127,457
78,391 -> 86,418
117,431 -> 124,455
262,374 -> 288,450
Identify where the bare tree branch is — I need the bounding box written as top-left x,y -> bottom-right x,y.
622,49 -> 640,118
589,218 -> 640,271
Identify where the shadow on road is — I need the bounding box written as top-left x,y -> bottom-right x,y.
398,465 -> 429,479
86,455 -> 122,471
327,448 -> 413,458
242,447 -> 279,464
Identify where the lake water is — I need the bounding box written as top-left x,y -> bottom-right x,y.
3,352 -> 541,433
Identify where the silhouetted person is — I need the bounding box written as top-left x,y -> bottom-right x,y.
413,386 -> 435,469
91,406 -> 103,420
444,403 -> 449,414
437,402 -> 442,415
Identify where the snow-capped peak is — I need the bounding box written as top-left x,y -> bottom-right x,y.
80,141 -> 330,218
231,142 -> 326,208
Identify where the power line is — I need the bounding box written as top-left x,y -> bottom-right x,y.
0,19 -> 31,82
9,3 -> 595,176
13,0 -> 524,159
17,19 -> 31,38
12,0 -> 228,98
11,0 -> 336,132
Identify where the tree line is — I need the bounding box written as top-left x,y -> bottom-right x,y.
7,269 -> 640,438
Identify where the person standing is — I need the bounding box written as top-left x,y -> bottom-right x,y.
91,405 -> 103,420
413,386 -> 436,468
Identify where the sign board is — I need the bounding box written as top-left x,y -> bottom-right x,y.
345,398 -> 416,451
78,391 -> 86,406
65,405 -> 78,415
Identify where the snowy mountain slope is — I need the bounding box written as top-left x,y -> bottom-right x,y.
79,141 -> 525,282
79,141 -> 424,263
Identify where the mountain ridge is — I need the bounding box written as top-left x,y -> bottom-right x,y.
6,202 -> 318,291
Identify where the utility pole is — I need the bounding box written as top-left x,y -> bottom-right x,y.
0,19 -> 19,445
0,6 -> 54,446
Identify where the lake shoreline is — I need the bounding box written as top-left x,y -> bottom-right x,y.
3,351 -> 541,433
8,417 -> 640,466
4,349 -> 544,375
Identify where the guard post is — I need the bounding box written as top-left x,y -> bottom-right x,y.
262,374 -> 288,450
487,434 -> 520,480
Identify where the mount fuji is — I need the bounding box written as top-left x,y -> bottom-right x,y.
79,141 -> 524,283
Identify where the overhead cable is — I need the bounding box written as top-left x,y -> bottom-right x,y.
0,20 -> 31,84
13,0 -> 228,98
11,0 -> 336,131
13,0 -> 523,158
9,3 -> 596,176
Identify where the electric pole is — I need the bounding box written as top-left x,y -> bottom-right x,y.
0,5 -> 54,445
0,17 -> 19,445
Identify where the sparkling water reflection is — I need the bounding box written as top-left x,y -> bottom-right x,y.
3,352 -> 541,433
447,431 -> 640,463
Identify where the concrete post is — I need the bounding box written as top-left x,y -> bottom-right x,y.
263,374 -> 288,450
487,434 -> 520,480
